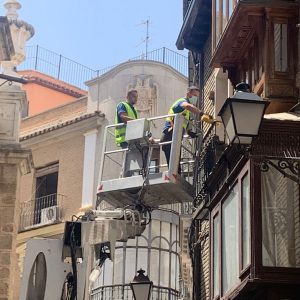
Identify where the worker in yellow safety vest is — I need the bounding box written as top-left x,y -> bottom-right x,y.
161,86 -> 203,172
115,89 -> 139,148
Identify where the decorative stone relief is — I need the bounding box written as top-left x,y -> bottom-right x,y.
127,75 -> 157,118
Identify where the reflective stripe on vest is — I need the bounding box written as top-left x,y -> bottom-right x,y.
166,98 -> 190,129
115,101 -> 138,146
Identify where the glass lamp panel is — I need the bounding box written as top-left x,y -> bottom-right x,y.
132,283 -> 151,300
231,101 -> 265,137
222,103 -> 236,143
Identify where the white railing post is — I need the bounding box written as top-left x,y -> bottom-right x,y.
168,114 -> 184,176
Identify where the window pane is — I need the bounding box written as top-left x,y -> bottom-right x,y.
101,259 -> 113,286
222,184 -> 239,294
150,249 -> 159,285
213,214 -> 220,298
160,251 -> 170,287
137,247 -> 148,271
113,248 -> 124,284
170,253 -> 178,290
242,173 -> 251,268
229,0 -> 235,18
261,163 -> 300,267
124,248 -> 136,283
274,23 -> 288,72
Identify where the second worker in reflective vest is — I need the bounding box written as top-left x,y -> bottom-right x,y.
161,86 -> 203,172
115,89 -> 139,148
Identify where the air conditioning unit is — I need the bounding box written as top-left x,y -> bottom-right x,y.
41,206 -> 58,225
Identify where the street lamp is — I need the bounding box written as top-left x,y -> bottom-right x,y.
130,269 -> 153,300
218,82 -> 269,144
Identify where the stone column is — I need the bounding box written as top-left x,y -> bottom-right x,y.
0,149 -> 31,300
0,2 -> 34,298
0,85 -> 32,300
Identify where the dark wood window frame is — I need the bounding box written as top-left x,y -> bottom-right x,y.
210,161 -> 250,300
270,17 -> 292,78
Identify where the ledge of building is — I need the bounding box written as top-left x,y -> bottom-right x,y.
17,222 -> 65,245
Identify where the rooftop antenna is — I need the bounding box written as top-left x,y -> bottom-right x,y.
144,18 -> 150,59
136,18 -> 150,59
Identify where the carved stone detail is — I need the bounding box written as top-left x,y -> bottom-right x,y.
127,75 -> 157,118
1,1 -> 34,73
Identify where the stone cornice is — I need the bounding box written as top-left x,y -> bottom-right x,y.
20,111 -> 105,142
0,147 -> 32,174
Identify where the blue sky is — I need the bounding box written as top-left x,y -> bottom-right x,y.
5,0 -> 186,70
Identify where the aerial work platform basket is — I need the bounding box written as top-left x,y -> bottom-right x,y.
97,114 -> 198,208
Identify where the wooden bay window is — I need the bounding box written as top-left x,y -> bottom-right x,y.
211,165 -> 250,299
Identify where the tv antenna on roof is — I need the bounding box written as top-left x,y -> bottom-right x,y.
136,18 -> 150,59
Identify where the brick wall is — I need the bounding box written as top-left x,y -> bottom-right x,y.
20,132 -> 85,222
0,164 -> 18,300
0,150 -> 31,300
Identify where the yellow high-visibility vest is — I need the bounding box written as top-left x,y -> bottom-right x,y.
166,98 -> 190,129
115,101 -> 138,146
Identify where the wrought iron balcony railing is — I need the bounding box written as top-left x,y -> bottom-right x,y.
193,124 -> 226,208
91,284 -> 180,300
19,193 -> 65,232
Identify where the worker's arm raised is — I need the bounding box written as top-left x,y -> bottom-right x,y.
119,112 -> 135,124
181,102 -> 203,116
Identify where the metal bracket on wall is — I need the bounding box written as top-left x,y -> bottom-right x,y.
258,157 -> 300,184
